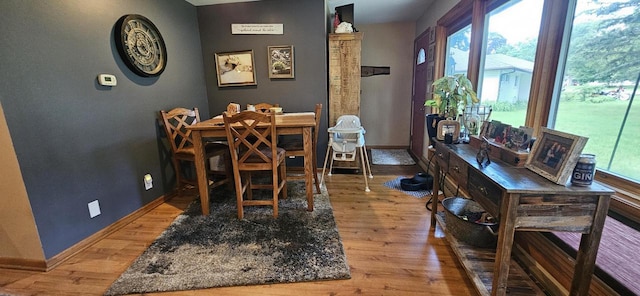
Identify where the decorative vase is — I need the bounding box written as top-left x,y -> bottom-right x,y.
426,113 -> 445,146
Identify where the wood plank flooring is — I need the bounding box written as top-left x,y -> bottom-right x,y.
0,161 -> 477,295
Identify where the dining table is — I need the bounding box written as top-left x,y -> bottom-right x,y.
186,111 -> 317,215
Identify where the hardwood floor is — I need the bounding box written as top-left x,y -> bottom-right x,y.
0,161 -> 477,295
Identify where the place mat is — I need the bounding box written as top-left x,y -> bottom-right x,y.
371,149 -> 416,165
105,181 -> 350,295
383,176 -> 431,198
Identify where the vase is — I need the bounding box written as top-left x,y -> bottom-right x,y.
426,113 -> 445,146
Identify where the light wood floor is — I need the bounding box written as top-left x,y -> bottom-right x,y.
0,162 -> 477,295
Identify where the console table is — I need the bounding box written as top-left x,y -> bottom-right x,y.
430,141 -> 613,296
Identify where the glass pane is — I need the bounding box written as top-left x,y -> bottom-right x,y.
417,48 -> 426,65
479,0 -> 544,128
553,0 -> 640,182
444,25 -> 471,77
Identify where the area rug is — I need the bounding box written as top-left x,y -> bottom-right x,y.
371,149 -> 416,165
104,181 -> 350,295
383,176 -> 431,198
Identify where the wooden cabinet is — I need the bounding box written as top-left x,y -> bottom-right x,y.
328,32 -> 362,126
430,141 -> 613,296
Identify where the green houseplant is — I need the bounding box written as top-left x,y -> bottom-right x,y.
425,74 -> 479,118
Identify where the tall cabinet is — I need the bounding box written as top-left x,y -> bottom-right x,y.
328,32 -> 363,126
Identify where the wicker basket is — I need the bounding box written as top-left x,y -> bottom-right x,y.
442,197 -> 498,248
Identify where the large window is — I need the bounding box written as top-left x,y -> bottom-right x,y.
443,0 -> 543,128
551,0 -> 640,182
479,0 -> 543,127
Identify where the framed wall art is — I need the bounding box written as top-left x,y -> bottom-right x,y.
428,26 -> 436,44
267,45 -> 294,78
525,127 -> 588,185
214,50 -> 257,87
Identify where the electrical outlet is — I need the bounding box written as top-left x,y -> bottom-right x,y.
88,200 -> 101,218
144,173 -> 153,190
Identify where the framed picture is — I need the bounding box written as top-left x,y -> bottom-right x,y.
436,118 -> 460,142
428,26 -> 436,44
426,62 -> 434,82
427,43 -> 435,62
214,50 -> 257,87
526,127 -> 588,185
267,45 -> 294,78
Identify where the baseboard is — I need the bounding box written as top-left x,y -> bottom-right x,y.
0,257 -> 47,271
0,192 -> 176,272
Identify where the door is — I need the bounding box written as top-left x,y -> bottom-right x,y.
410,29 -> 431,158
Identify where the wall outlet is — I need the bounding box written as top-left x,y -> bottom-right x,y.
144,173 -> 153,190
88,200 -> 101,218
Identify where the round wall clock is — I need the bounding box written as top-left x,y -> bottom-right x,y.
114,14 -> 167,77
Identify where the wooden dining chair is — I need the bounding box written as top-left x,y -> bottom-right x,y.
279,103 -> 323,193
159,107 -> 232,196
254,103 -> 279,113
223,110 -> 287,219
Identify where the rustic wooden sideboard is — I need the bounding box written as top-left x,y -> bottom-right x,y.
430,141 -> 613,296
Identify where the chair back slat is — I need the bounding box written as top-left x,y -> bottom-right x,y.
223,111 -> 278,168
160,107 -> 201,154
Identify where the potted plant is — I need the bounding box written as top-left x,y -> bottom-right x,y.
425,74 -> 479,119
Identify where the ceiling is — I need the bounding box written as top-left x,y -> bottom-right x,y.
184,0 -> 434,24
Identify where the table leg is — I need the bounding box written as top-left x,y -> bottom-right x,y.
191,130 -> 210,215
430,162 -> 441,228
491,193 -> 519,296
303,127 -> 314,211
570,195 -> 611,296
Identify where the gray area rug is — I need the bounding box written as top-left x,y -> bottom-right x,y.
371,149 -> 416,165
383,176 -> 431,198
104,181 -> 350,295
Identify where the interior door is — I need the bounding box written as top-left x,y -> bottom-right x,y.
410,29 -> 431,158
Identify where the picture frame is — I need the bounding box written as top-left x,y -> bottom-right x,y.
428,26 -> 436,44
267,45 -> 294,78
427,43 -> 435,62
214,50 -> 257,87
525,127 -> 588,185
436,118 -> 460,142
426,62 -> 434,82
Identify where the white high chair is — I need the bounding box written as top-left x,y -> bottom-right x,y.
321,115 -> 373,191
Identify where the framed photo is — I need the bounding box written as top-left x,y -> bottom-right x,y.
428,26 -> 436,44
214,50 -> 257,87
436,118 -> 460,142
267,45 -> 294,78
427,43 -> 435,62
426,62 -> 434,82
526,127 -> 588,185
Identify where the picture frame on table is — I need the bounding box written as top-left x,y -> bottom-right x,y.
525,127 -> 588,185
436,118 -> 460,142
214,50 -> 257,87
267,45 -> 294,79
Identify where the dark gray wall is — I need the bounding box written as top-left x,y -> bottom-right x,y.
0,0 -> 208,258
196,0 -> 329,166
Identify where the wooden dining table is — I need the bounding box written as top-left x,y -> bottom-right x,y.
186,112 -> 317,215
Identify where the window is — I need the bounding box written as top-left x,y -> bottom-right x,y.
442,0 -> 543,128
480,0 -> 543,128
551,0 -> 640,182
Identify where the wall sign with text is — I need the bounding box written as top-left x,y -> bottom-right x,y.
231,24 -> 283,35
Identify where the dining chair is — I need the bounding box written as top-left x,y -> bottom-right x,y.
223,110 -> 287,219
321,114 -> 373,192
278,103 -> 323,193
159,107 -> 232,196
254,103 -> 279,113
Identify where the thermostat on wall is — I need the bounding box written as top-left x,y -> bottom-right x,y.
97,74 -> 117,86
